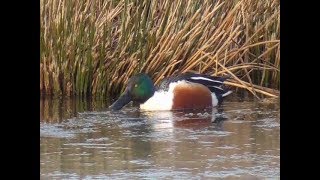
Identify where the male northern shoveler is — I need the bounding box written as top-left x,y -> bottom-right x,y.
110,73 -> 232,111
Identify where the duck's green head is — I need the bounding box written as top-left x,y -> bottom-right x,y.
110,73 -> 155,110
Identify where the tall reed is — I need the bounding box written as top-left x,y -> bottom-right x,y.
40,0 -> 280,99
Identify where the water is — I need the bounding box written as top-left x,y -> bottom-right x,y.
40,97 -> 280,179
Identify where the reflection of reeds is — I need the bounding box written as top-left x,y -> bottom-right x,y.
40,0 -> 280,99
40,97 -> 107,123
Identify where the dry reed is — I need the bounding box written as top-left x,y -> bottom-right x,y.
40,0 -> 280,99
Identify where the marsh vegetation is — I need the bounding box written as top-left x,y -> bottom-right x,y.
40,0 -> 280,99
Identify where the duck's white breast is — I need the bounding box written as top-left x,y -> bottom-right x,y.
140,90 -> 174,111
139,82 -> 181,111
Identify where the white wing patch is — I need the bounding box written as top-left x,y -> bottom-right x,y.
208,85 -> 224,91
222,90 -> 232,97
189,77 -> 223,83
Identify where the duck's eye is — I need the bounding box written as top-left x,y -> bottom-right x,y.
134,84 -> 138,88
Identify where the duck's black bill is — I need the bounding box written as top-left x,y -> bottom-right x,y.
109,92 -> 131,110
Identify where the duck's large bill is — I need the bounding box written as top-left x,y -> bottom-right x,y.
110,91 -> 132,110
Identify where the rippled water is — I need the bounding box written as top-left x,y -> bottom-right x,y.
40,97 -> 280,179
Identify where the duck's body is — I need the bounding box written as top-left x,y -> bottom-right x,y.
110,73 -> 232,111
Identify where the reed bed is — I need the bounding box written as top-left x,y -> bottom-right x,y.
40,0 -> 280,99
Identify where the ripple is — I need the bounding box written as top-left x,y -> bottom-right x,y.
41,99 -> 280,179
40,123 -> 75,138
254,118 -> 280,128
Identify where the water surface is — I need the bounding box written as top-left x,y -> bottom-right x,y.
40,97 -> 280,179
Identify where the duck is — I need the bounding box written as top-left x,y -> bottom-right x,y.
110,72 -> 232,111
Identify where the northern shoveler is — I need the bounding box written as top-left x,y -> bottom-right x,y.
110,73 -> 232,111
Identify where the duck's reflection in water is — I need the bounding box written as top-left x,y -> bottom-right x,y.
141,107 -> 227,131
